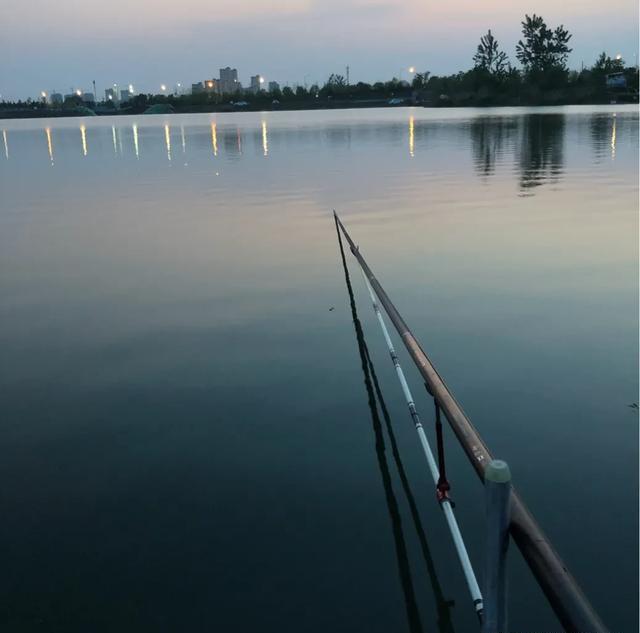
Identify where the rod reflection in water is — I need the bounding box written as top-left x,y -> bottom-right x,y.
117,127 -> 123,155
181,124 -> 186,154
45,128 -> 54,164
80,125 -> 88,156
365,338 -> 456,633
211,123 -> 218,156
2,130 -> 8,159
133,124 -> 140,158
409,115 -> 415,157
236,127 -> 242,154
262,120 -> 268,156
336,225 -> 454,633
112,125 -> 118,155
164,124 -> 172,161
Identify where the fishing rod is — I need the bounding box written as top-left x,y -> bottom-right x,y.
337,217 -> 457,633
358,265 -> 484,621
336,210 -> 424,633
333,211 -> 608,633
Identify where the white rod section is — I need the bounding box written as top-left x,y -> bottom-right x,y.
359,268 -> 484,618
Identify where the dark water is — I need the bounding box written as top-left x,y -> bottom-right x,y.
0,107 -> 637,632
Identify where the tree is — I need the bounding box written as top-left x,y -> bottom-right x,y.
326,74 -> 347,88
411,71 -> 431,89
516,14 -> 572,73
592,52 -> 625,74
473,30 -> 509,75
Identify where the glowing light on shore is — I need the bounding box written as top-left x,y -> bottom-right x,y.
76,89 -> 82,97
80,124 -> 87,156
262,120 -> 268,156
160,84 -> 167,92
211,123 -> 218,156
408,66 -> 416,73
164,123 -> 172,161
133,123 -> 139,158
45,127 -> 54,164
409,115 -> 414,157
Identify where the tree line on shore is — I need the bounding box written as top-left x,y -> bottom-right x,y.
2,14 -> 638,114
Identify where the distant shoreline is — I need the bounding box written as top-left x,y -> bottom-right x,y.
1,97 -> 637,121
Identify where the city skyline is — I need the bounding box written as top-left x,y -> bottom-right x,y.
1,0 -> 638,100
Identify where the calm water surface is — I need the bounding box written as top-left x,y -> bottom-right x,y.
0,107 -> 637,632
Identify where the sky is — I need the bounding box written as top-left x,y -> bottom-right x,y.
1,0 -> 638,100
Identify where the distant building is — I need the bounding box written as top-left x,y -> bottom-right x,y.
249,75 -> 263,94
82,93 -> 95,103
219,67 -> 239,94
192,82 -> 204,95
105,88 -> 118,103
268,81 -> 280,93
50,92 -> 63,105
119,90 -> 130,103
606,72 -> 627,89
204,79 -> 218,93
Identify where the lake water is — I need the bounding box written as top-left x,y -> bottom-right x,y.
0,106 -> 637,632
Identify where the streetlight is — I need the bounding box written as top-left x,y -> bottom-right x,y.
75,89 -> 82,96
128,84 -> 134,94
408,66 -> 416,74
615,53 -> 622,61
259,76 -> 265,84
160,84 -> 167,93
41,91 -> 47,98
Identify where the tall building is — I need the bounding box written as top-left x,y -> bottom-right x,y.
82,93 -> 95,103
105,87 -> 118,103
219,67 -> 239,94
249,75 -> 263,94
50,93 -> 63,105
192,82 -> 204,95
119,90 -> 130,103
268,81 -> 280,93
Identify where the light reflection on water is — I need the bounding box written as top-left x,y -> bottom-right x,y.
0,106 -> 637,633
